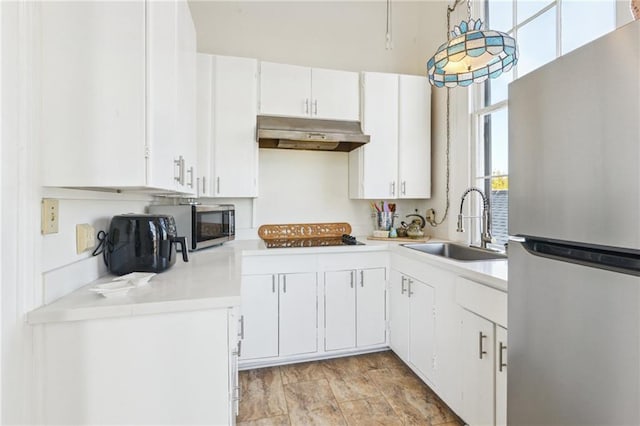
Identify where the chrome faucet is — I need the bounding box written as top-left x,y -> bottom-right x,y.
457,187 -> 492,249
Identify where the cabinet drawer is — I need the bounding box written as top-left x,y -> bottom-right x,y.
456,277 -> 507,328
242,254 -> 317,275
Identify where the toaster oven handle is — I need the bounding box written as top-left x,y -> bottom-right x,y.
171,236 -> 189,262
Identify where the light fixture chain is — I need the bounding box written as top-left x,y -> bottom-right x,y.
466,0 -> 472,22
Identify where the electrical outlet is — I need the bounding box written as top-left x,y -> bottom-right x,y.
426,208 -> 436,223
41,198 -> 59,235
76,223 -> 96,254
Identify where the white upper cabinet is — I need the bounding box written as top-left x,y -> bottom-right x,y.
311,68 -> 360,121
349,72 -> 399,199
174,0 -> 197,195
259,62 -> 359,121
40,0 -> 197,194
350,72 -> 431,200
398,74 -> 431,199
197,54 -> 258,198
41,1 -> 146,188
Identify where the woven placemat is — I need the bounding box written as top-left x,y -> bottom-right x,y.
258,222 -> 352,240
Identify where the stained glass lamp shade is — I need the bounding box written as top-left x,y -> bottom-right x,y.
427,19 -> 518,88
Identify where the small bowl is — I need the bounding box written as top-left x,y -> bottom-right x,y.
373,230 -> 390,238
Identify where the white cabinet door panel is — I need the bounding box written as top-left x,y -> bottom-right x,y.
398,74 -> 431,199
147,0 -> 178,191
359,72 -> 399,199
356,268 -> 386,347
196,54 -> 213,197
324,270 -> 356,351
408,279 -> 435,381
460,309 -> 494,426
240,275 -> 278,360
389,269 -> 409,362
311,68 -> 360,121
41,1 -> 146,187
259,62 -> 310,117
279,273 -> 317,356
496,325 -> 508,426
212,55 -> 258,197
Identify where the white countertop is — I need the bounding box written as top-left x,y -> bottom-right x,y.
28,237 -> 507,324
390,243 -> 508,292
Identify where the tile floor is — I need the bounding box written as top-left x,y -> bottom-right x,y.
237,350 -> 464,426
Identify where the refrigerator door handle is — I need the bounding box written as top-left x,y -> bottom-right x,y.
520,237 -> 640,277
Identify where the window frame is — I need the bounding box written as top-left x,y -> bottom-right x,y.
468,0 -> 616,246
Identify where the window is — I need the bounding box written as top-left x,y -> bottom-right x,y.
470,0 -> 615,247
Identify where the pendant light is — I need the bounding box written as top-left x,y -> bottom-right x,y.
427,0 -> 518,88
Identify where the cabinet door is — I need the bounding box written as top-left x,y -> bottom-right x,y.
356,72 -> 399,199
41,2 -> 146,187
389,270 -> 410,362
398,74 -> 431,199
228,308 -> 240,425
196,54 -> 213,197
147,0 -> 179,191
408,278 -> 436,382
324,270 -> 356,351
495,325 -> 508,426
174,0 -> 197,194
460,309 -> 495,426
259,62 -> 311,117
240,275 -> 278,360
279,273 -> 318,357
356,268 -> 387,347
212,55 -> 259,197
311,68 -> 360,121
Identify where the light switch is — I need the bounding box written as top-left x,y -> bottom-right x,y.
41,198 -> 59,235
76,223 -> 95,254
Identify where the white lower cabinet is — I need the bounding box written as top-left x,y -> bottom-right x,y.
389,269 -> 436,384
457,277 -> 508,426
460,308 -> 495,426
279,273 -> 318,356
495,325 -> 508,426
240,272 -> 317,361
33,308 -> 237,425
324,268 -> 386,351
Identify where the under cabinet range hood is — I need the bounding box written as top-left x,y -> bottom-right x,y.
256,115 -> 370,152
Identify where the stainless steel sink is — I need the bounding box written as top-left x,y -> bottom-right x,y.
402,242 -> 507,261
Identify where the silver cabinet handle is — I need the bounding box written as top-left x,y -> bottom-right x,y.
174,156 -> 185,185
187,166 -> 194,188
233,339 -> 242,357
313,99 -> 318,115
239,315 -> 245,339
350,271 -> 354,288
360,270 -> 364,287
499,341 -> 507,371
400,276 -> 406,294
216,176 -> 220,194
282,275 -> 287,293
272,275 -> 276,293
305,98 -> 309,114
390,181 -> 396,196
202,176 -> 206,194
402,181 -> 406,195
479,332 -> 488,359
407,279 -> 414,297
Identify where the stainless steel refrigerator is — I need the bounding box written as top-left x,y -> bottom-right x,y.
508,21 -> 640,425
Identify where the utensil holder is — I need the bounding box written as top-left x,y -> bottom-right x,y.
373,212 -> 396,231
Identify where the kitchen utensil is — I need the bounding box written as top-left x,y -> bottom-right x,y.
374,212 -> 396,231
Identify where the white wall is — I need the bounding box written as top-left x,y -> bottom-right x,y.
190,0 -> 454,238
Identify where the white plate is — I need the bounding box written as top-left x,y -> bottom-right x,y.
113,272 -> 156,287
89,281 -> 134,298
